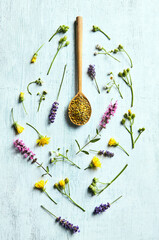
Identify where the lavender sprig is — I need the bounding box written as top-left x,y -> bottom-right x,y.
88,164 -> 128,195
75,101 -> 118,155
41,205 -> 80,234
87,64 -> 100,94
13,139 -> 52,177
49,64 -> 67,123
90,149 -> 114,158
94,195 -> 122,214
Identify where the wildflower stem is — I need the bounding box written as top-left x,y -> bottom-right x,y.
130,124 -> 134,149
27,81 -> 35,95
110,195 -> 122,205
134,132 -> 142,144
26,123 -> 41,136
94,78 -> 100,94
118,144 -> 129,156
130,85 -> 134,107
99,29 -> 111,40
44,190 -> 57,204
114,82 -> 123,99
41,205 -> 57,218
60,154 -> 81,169
102,48 -> 120,62
11,108 -> 15,123
67,195 -> 85,212
122,49 -> 133,68
47,46 -> 62,75
22,102 -> 28,114
35,161 -> 52,177
36,43 -> 45,54
84,166 -> 90,170
49,31 -> 58,42
98,164 -> 128,195
57,64 -> 67,101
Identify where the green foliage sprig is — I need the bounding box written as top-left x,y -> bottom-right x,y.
27,78 -> 43,95
105,72 -> 123,99
92,25 -> 111,40
94,45 -> 120,62
49,25 -> 69,42
121,110 -> 145,149
37,90 -> 47,112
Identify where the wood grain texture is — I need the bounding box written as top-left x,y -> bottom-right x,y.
0,0 -> 159,239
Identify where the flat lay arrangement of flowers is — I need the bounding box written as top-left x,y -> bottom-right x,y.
10,16 -> 145,236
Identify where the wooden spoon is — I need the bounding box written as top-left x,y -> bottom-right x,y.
68,16 -> 92,126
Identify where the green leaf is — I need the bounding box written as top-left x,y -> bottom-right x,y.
96,129 -> 99,134
46,166 -> 49,173
90,138 -> 100,143
37,162 -> 43,168
75,139 -> 80,150
81,150 -> 89,155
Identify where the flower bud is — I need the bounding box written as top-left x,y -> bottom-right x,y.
123,69 -> 127,77
132,113 -> 135,119
64,178 -> 69,184
94,52 -> 98,56
93,177 -> 99,183
118,44 -> 123,50
127,68 -> 130,73
96,44 -> 102,51
118,72 -> 123,77
64,41 -> 70,47
121,118 -> 126,124
113,49 -> 118,53
128,116 -> 131,120
92,25 -> 99,32
43,90 -> 47,95
54,183 -> 58,188
124,113 -> 128,118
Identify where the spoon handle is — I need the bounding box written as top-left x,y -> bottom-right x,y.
76,16 -> 83,93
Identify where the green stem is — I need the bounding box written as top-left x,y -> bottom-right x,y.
130,124 -> 134,149
102,48 -> 120,62
41,205 -> 57,218
44,190 -> 57,204
67,195 -> 85,212
35,161 -> 52,177
123,49 -> 133,68
114,82 -> 123,99
47,46 -> 62,75
11,108 -> 15,123
22,102 -> 28,114
110,195 -> 122,205
118,144 -> 129,156
94,78 -> 100,94
49,31 -> 58,42
124,124 -> 131,134
130,85 -> 134,107
60,154 -> 81,169
99,29 -> 111,40
98,164 -> 128,195
27,81 -> 35,95
134,133 -> 142,144
37,98 -> 42,112
57,64 -> 67,101
36,43 -> 45,54
26,122 -> 41,136
84,166 -> 90,170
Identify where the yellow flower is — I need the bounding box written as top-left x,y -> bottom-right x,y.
31,54 -> 37,63
19,92 -> 24,102
35,180 -> 47,190
128,109 -> 131,115
36,136 -> 50,146
59,180 -> 65,188
108,138 -> 118,146
91,156 -> 101,168
14,123 -> 24,134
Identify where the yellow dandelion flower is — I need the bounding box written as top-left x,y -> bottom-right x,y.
91,156 -> 101,168
59,180 -> 65,188
35,180 -> 47,190
36,136 -> 50,147
108,138 -> 118,146
15,123 -> 24,134
31,54 -> 37,63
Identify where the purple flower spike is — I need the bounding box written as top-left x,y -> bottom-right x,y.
99,101 -> 118,129
88,64 -> 96,79
49,101 -> 59,123
94,203 -> 110,214
13,139 -> 36,162
98,150 -> 114,157
56,217 -> 80,234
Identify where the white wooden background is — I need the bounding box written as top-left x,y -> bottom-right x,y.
0,0 -> 159,239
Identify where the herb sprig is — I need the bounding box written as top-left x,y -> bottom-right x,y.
105,72 -> 123,98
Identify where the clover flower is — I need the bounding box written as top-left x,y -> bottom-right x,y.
11,108 -> 24,134
118,68 -> 134,107
108,138 -> 129,156
88,164 -> 128,195
75,101 -> 118,155
49,64 -> 67,123
13,139 -> 52,177
49,25 -> 69,42
31,43 -> 45,63
41,205 -> 80,234
87,64 -> 100,94
27,78 -> 43,95
37,90 -> 47,112
50,148 -> 81,169
26,123 -> 50,147
105,72 -> 123,99
19,92 -> 27,114
92,25 -> 110,40
94,195 -> 122,214
47,36 -> 69,75
94,44 -> 120,62
34,180 -> 57,204
121,110 -> 145,149
110,44 -> 133,68
54,178 -> 85,212
99,101 -> 118,129
84,156 -> 101,170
